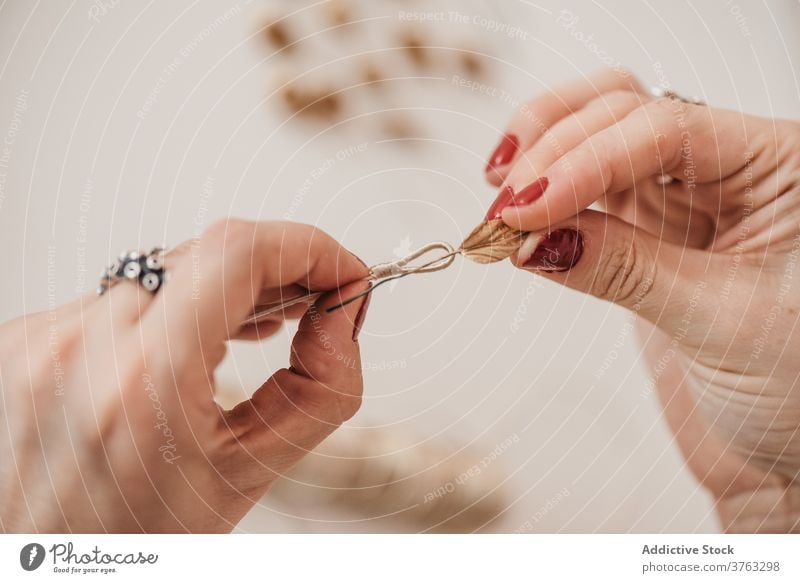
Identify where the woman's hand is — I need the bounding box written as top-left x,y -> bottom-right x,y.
485,69 -> 800,532
0,220 -> 370,532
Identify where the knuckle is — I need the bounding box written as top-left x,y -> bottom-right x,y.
592,89 -> 640,109
628,101 -> 682,166
618,70 -> 645,92
644,97 -> 698,123
204,218 -> 255,254
612,67 -> 636,81
509,150 -> 545,179
337,362 -> 364,421
275,221 -> 316,255
263,221 -> 317,260
594,67 -> 643,93
575,136 -> 615,187
202,220 -> 259,282
289,340 -> 364,423
517,96 -> 554,134
651,97 -> 676,113
591,237 -> 654,307
337,392 -> 362,423
326,374 -> 364,424
28,321 -> 81,395
556,141 -> 595,176
633,99 -> 668,121
294,374 -> 363,425
203,218 -> 230,241
289,340 -> 338,381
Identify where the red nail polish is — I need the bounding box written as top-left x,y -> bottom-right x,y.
524,229 -> 583,272
351,288 -> 372,342
484,177 -> 549,221
485,133 -> 519,174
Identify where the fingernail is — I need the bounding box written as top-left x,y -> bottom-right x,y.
351,286 -> 372,342
484,177 -> 549,221
485,133 -> 519,174
523,229 -> 583,272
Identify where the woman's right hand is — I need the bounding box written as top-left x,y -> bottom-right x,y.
485,68 -> 800,532
0,220 -> 370,532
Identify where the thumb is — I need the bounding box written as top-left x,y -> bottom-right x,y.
511,209 -> 716,341
225,280 -> 370,476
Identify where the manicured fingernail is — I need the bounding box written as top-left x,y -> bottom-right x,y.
351,287 -> 372,342
484,177 -> 549,221
485,133 -> 519,174
523,229 -> 583,272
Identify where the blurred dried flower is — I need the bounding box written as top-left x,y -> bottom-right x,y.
400,30 -> 430,67
381,114 -> 419,140
362,60 -> 385,88
327,0 -> 352,27
267,427 -> 510,533
263,19 -> 293,51
282,84 -> 342,119
460,51 -> 485,77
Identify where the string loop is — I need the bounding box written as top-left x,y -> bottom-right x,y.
368,242 -> 456,279
244,241 -> 458,322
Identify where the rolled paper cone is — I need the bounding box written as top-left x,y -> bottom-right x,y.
460,219 -> 536,264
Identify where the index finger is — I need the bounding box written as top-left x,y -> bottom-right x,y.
142,219 -> 368,357
500,100 -> 759,232
486,68 -> 645,186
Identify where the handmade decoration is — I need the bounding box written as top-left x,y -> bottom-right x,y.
243,219 -> 539,325
459,219 -> 526,264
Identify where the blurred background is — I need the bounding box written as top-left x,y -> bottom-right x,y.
0,0 -> 798,532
